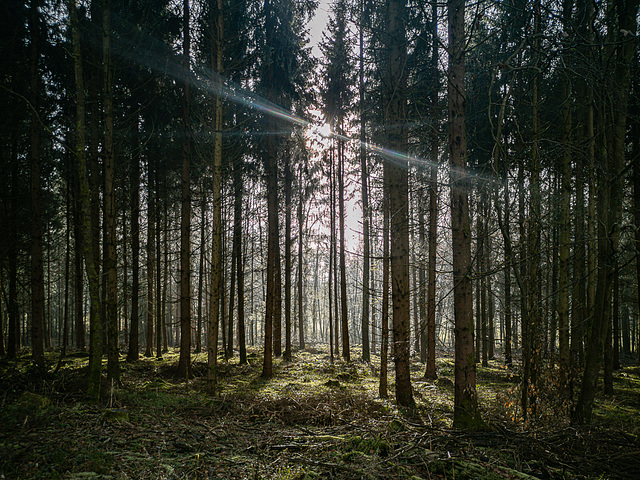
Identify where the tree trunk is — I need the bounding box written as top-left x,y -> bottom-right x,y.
480,199 -> 488,368
297,161 -> 305,350
209,0 -> 224,390
8,155 -> 20,358
234,160 -> 247,365
29,0 -> 45,369
156,195 -> 163,358
522,0 -> 543,421
328,157 -> 334,362
177,0 -> 192,378
145,161 -> 155,359
613,260 -> 620,370
103,0 -> 119,384
448,0 -> 482,429
262,123 -> 277,377
360,0 -> 370,362
69,0 -> 102,398
384,0 -> 414,409
284,149 -> 292,361
557,0 -> 573,398
503,181 -> 512,366
425,0 -> 439,377
127,108 -> 140,362
338,135 -> 350,362
73,172 -> 85,352
196,183 -> 206,354
379,189 -> 390,399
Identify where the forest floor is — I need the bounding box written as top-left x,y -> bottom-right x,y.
1,346 -> 639,480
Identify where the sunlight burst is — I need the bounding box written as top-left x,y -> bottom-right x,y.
315,122 -> 332,139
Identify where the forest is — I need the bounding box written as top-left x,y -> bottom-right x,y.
1,0 -> 640,478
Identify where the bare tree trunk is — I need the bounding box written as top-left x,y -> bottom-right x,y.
103,0 -> 119,383
522,0 -> 543,421
127,107 -> 140,362
145,162 -> 155,359
613,260 -> 620,370
449,0 -> 482,429
8,153 -> 20,358
338,135 -> 349,362
297,160 -> 305,350
359,0 -> 370,362
233,159 -> 247,364
209,0 -> 224,389
503,181 -> 512,366
73,174 -> 85,352
425,0 -> 439,377
69,0 -> 102,397
379,190 -> 390,399
284,150 -> 293,361
196,183 -> 206,354
384,0 -> 414,408
29,0 -> 45,369
177,0 -> 192,378
156,195 -> 163,359
558,0 -> 573,398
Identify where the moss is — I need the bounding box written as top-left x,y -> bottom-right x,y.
102,408 -> 129,423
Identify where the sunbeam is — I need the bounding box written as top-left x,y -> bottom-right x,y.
110,18 -> 495,187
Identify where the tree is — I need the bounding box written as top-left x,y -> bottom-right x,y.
379,187 -> 390,399
448,0 -> 482,429
68,0 -> 102,398
126,105 -> 141,362
103,0 -> 119,384
425,0 -> 440,381
177,0 -> 192,379
359,0 -> 371,363
383,0 -> 414,408
284,145 -> 293,361
29,0 -> 45,369
209,0 -> 223,391
233,157 -> 247,365
573,0 -> 640,424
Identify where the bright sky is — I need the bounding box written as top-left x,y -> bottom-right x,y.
309,0 -> 332,58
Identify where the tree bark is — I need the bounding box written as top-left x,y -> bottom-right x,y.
360,0 -> 370,362
29,0 -> 45,369
425,0 -> 439,378
380,189 -> 390,399
297,159 -> 305,350
103,0 -> 119,384
127,107 -> 140,362
338,135 -> 349,362
448,0 -> 482,429
284,149 -> 293,361
69,0 -> 102,398
234,159 -> 247,365
177,0 -> 192,379
557,0 -> 573,399
384,0 -> 414,409
209,0 -> 224,390
145,157 -> 155,358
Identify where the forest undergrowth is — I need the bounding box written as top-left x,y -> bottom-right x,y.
1,346 -> 639,479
